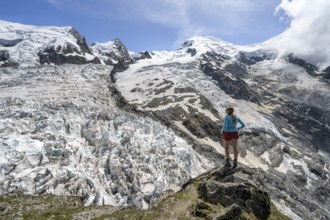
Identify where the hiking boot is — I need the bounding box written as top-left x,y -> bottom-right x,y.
224,159 -> 231,168
232,159 -> 238,168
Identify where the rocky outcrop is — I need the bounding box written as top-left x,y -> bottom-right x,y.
187,48 -> 197,56
39,46 -> 101,65
237,49 -> 277,66
69,28 -> 93,54
79,166 -> 290,219
274,101 -> 330,153
0,50 -> 9,61
196,168 -> 271,220
224,62 -> 248,78
0,50 -> 16,67
286,54 -> 318,76
322,66 -> 330,79
201,52 -> 261,104
138,51 -> 152,60
201,62 -> 260,104
91,39 -> 134,65
38,28 -> 101,65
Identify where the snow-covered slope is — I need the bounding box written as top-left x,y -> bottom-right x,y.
0,20 -> 100,67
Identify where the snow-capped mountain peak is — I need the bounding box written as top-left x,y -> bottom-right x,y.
0,20 -> 99,67
179,36 -> 240,58
91,38 -> 133,65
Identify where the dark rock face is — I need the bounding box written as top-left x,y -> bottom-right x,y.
224,62 -> 248,78
0,50 -> 9,61
186,48 -> 197,56
139,51 -> 152,59
38,28 -> 101,65
214,203 -> 243,220
180,40 -> 193,48
101,39 -> 134,65
201,62 -> 260,104
193,167 -> 272,220
286,54 -> 318,76
237,49 -> 277,66
237,52 -> 257,65
69,28 -> 92,54
39,46 -> 101,65
200,51 -> 260,104
110,60 -> 131,83
0,50 -> 16,67
323,66 -> 330,79
274,101 -> 330,153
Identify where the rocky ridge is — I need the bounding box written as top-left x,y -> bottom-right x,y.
0,165 -> 291,220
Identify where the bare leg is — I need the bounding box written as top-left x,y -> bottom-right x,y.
231,138 -> 238,160
224,140 -> 231,159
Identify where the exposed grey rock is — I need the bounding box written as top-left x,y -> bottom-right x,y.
39,46 -> 101,65
197,168 -> 271,220
214,203 -> 244,220
237,49 -> 277,65
322,66 -> 330,79
110,60 -> 131,82
286,54 -> 318,76
91,39 -> 134,65
139,51 -> 152,59
187,48 -> 197,56
0,203 -> 7,211
69,28 -> 92,54
111,39 -> 133,63
0,50 -> 9,61
224,62 -> 247,78
274,101 -> 330,153
237,53 -> 256,65
37,27 -> 102,65
200,57 -> 260,104
0,50 -> 16,67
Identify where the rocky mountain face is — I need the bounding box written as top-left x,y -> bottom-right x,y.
91,39 -> 134,65
0,20 -> 330,220
0,20 -> 102,67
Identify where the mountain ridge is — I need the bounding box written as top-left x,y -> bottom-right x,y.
0,20 -> 330,220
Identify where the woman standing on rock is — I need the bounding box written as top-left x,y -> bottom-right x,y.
221,107 -> 245,168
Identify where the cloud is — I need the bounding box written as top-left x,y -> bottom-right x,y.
275,0 -> 330,69
47,0 -> 280,48
125,0 -> 279,45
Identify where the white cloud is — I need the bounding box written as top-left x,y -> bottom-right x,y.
128,0 -> 278,45
275,0 -> 330,69
47,0 -> 280,48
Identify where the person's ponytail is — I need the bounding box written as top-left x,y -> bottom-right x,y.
226,107 -> 237,122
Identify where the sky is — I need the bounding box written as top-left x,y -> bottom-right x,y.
1,0 -> 288,52
1,0 -> 330,68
